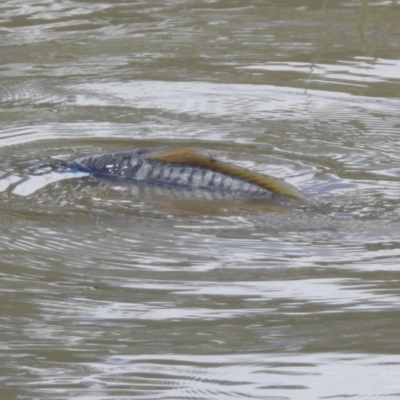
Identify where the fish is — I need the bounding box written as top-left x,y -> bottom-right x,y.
71,146 -> 306,203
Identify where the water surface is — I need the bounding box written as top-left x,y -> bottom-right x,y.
1,1 -> 400,399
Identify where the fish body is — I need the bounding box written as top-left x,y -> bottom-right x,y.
72,146 -> 305,202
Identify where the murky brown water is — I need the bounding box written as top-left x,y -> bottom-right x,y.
2,1 -> 400,398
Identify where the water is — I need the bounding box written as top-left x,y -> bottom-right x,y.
2,1 -> 400,399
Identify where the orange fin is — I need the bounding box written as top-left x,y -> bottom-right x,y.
146,147 -> 216,167
146,146 -> 305,201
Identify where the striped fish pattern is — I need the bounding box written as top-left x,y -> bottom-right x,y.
72,146 -> 305,202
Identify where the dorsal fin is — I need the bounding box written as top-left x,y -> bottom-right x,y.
146,147 -> 305,201
145,147 -> 215,166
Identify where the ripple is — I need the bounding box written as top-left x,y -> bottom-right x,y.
241,58 -> 400,84
6,353 -> 400,399
69,80 -> 369,121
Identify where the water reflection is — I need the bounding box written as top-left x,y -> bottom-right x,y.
46,353 -> 400,399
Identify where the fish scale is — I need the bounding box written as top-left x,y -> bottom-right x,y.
72,146 -> 306,202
